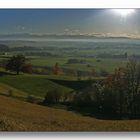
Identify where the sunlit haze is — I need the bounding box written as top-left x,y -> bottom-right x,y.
112,9 -> 135,17
0,9 -> 139,38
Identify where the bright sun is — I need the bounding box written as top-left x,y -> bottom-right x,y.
112,9 -> 135,17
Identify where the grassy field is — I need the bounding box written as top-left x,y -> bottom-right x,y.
30,56 -> 67,66
1,95 -> 140,131
0,73 -> 103,98
30,56 -> 127,72
0,74 -> 73,99
0,83 -> 28,98
64,58 -> 127,72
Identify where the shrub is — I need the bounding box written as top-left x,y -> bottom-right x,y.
99,69 -> 109,77
43,89 -> 63,104
72,84 -> 101,109
26,95 -> 37,103
7,89 -> 13,97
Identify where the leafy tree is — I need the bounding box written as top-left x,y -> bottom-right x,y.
91,68 -> 97,77
53,62 -> 63,75
71,59 -> 140,118
104,67 -> 127,117
22,63 -> 32,74
104,59 -> 140,118
125,59 -> 140,116
43,89 -> 63,104
124,52 -> 128,58
5,55 -> 31,75
72,83 -> 102,112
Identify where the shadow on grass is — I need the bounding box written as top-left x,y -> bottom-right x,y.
1,92 -> 140,120
64,105 -> 123,120
0,71 -> 16,77
39,102 -> 140,120
48,79 -> 96,90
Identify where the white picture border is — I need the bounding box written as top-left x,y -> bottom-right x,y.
0,0 -> 140,140
0,0 -> 139,8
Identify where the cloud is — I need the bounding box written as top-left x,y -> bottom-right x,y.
16,25 -> 25,31
64,28 -> 81,35
63,30 -> 140,39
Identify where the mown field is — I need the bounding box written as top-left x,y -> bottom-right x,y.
30,56 -> 127,72
0,73 -> 100,100
1,95 -> 140,131
0,74 -> 73,99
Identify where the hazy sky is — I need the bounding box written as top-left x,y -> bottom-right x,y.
0,9 -> 140,35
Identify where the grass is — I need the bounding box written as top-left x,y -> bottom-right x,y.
38,74 -> 77,81
30,56 -> 127,73
0,74 -> 73,98
66,58 -> 127,73
1,95 -> 140,131
0,83 -> 28,98
30,56 -> 67,67
49,78 -> 102,90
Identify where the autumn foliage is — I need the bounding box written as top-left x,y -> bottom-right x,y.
53,62 -> 63,75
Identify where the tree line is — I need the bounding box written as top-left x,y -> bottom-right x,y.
43,59 -> 140,119
2,54 -> 140,119
2,54 -> 109,78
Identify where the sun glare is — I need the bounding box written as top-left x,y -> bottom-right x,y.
112,9 -> 135,17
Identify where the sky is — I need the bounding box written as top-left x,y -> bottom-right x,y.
0,9 -> 140,36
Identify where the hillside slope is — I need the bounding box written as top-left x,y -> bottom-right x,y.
1,95 -> 140,131
0,75 -> 72,98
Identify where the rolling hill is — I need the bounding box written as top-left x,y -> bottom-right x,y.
1,95 -> 140,131
0,74 -> 73,99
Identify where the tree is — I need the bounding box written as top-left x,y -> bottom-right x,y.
43,89 -> 63,104
5,54 -> 31,75
91,68 -> 97,77
125,59 -> 140,116
104,59 -> 140,118
53,62 -> 63,75
77,71 -> 82,80
22,63 -> 32,74
104,67 -> 127,117
124,52 -> 128,59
